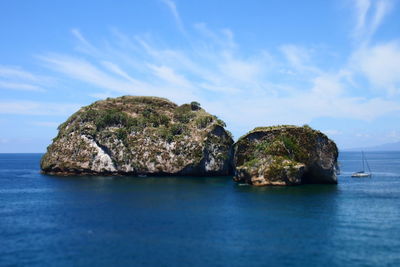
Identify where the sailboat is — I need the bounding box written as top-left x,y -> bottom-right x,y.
351,151 -> 372,178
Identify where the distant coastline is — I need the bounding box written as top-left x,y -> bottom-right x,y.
342,141 -> 400,152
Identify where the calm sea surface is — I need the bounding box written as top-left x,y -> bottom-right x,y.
1,152 -> 400,266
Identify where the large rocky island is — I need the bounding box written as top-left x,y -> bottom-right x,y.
41,96 -> 234,176
233,125 -> 338,186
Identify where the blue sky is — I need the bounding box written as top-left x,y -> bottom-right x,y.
1,0 -> 400,152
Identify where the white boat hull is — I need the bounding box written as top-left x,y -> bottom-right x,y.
351,173 -> 371,177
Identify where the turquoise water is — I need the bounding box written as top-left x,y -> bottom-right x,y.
1,152 -> 400,266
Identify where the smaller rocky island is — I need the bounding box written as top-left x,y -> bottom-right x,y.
41,96 -> 234,176
233,125 -> 338,186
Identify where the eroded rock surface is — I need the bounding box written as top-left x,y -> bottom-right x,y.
41,96 -> 234,176
233,125 -> 338,186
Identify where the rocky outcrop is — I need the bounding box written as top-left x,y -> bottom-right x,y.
233,125 -> 338,186
41,96 -> 234,176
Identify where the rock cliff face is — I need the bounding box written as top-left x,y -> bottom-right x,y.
233,125 -> 338,186
41,96 -> 234,176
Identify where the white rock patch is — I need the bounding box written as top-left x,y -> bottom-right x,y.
81,135 -> 116,172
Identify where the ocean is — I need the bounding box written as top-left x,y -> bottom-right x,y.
1,152 -> 400,266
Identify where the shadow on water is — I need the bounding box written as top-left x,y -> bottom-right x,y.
43,174 -> 234,193
234,182 -> 339,196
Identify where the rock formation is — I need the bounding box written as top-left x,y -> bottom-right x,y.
233,125 -> 338,186
41,96 -> 234,176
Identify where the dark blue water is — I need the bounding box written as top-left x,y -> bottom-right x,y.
1,152 -> 400,266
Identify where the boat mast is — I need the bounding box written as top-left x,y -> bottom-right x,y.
365,152 -> 372,174
362,151 -> 365,172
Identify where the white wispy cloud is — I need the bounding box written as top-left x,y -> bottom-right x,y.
194,23 -> 237,50
352,0 -> 393,42
279,45 -> 319,74
0,66 -> 40,81
370,0 -> 392,36
354,0 -> 371,36
101,61 -> 137,82
147,64 -> 192,88
71,28 -> 99,55
0,81 -> 44,92
0,101 -> 82,116
39,54 -> 147,94
0,65 -> 50,92
38,51 -> 197,103
350,40 -> 400,95
161,0 -> 185,33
